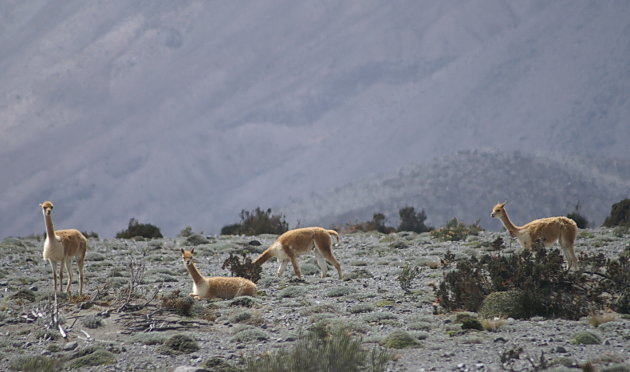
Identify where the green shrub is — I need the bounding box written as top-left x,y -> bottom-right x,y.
158,334 -> 199,354
80,315 -> 103,329
570,331 -> 602,345
479,290 -> 527,319
278,287 -> 306,298
231,327 -> 269,342
325,286 -> 355,297
382,330 -> 420,349
68,347 -> 116,368
9,355 -> 63,372
221,207 -> 288,235
185,234 -> 209,246
430,218 -> 483,242
604,199 -> 630,227
397,264 -> 420,294
242,329 -> 392,372
398,207 -> 432,233
115,218 -> 163,239
222,253 -> 262,283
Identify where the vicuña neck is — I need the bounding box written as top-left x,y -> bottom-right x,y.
185,262 -> 204,284
44,215 -> 56,239
499,211 -> 521,236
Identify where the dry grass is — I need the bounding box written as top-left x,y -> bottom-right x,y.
481,317 -> 507,332
587,312 -> 617,327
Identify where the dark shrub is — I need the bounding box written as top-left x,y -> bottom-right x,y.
567,212 -> 588,229
222,253 -> 262,283
221,207 -> 288,235
398,207 -> 432,233
115,218 -> 163,239
436,249 -> 629,319
567,202 -> 588,228
603,198 -> 630,227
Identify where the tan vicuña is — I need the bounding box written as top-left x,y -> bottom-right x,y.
181,248 -> 257,299
253,227 -> 342,279
491,202 -> 578,269
40,201 -> 87,295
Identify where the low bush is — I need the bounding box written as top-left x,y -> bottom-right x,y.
115,218 -> 163,239
158,334 -> 199,354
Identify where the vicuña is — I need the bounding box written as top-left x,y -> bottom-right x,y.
253,227 -> 342,279
490,202 -> 578,269
40,201 -> 87,295
181,248 -> 257,299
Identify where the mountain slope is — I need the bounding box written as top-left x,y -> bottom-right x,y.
280,150 -> 630,230
1,1 -> 629,237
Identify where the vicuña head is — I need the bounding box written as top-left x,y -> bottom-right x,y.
40,200 -> 88,295
253,227 -> 343,280
180,248 -> 257,299
490,202 -> 579,269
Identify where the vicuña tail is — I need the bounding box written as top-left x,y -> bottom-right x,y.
327,230 -> 340,243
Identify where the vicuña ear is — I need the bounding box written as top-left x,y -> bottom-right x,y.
180,248 -> 184,254
190,248 -> 195,254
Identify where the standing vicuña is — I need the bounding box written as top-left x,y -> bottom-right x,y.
491,202 -> 578,269
181,248 -> 257,299
253,227 -> 343,279
40,201 -> 87,295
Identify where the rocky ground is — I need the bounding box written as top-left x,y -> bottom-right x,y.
0,228 -> 628,371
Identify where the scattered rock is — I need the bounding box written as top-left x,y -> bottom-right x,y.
63,341 -> 78,351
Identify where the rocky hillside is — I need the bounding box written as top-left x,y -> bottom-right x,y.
280,149 -> 630,230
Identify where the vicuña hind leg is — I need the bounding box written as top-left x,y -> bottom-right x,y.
64,259 -> 73,293
316,245 -> 342,279
314,250 -> 329,278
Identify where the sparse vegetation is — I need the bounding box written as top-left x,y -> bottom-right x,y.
345,213 -> 395,234
397,264 -> 420,294
115,218 -> 163,239
221,207 -> 289,235
242,328 -> 392,372
430,217 -> 482,241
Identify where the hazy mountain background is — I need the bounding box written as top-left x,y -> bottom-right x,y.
1,1 -> 629,238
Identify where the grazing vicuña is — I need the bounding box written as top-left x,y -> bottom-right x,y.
253,227 -> 342,279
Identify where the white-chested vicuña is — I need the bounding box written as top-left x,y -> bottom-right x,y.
253,227 -> 342,279
491,202 -> 578,269
40,201 -> 87,295
181,248 -> 257,299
